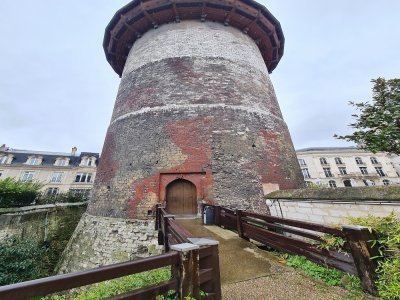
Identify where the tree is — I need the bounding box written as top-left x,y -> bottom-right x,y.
335,78 -> 400,155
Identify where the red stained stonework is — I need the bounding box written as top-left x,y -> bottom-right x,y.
126,117 -> 215,218
93,131 -> 118,187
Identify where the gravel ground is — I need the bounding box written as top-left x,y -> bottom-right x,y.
221,271 -> 352,300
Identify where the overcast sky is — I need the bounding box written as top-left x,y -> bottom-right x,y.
0,1 -> 399,154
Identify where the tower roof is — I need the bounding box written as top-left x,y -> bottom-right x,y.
103,0 -> 285,76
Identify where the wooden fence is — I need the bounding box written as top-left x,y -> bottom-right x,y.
0,206 -> 221,300
202,204 -> 379,296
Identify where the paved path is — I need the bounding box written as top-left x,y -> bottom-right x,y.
177,219 -> 353,300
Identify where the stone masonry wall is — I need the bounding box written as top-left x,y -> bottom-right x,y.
269,199 -> 400,225
61,20 -> 303,272
58,213 -> 162,273
88,21 -> 303,220
267,187 -> 400,224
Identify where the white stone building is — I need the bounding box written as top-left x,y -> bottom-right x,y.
0,144 -> 98,196
296,147 -> 400,188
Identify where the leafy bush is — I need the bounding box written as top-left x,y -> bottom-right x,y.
35,193 -> 89,205
0,237 -> 47,285
307,212 -> 400,299
0,178 -> 43,207
347,213 -> 400,299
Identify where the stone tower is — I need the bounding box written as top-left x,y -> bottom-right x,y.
59,0 -> 303,272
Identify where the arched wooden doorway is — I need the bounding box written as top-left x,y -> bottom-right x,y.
166,179 -> 197,215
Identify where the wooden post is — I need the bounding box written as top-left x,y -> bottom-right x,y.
236,209 -> 246,239
171,244 -> 201,300
214,205 -> 221,227
163,215 -> 172,252
203,244 -> 222,300
342,225 -> 379,296
155,204 -> 161,230
200,203 -> 205,225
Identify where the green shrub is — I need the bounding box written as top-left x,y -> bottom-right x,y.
347,213 -> 400,299
0,178 -> 43,207
35,193 -> 89,205
71,268 -> 171,300
284,255 -> 361,289
0,237 -> 47,285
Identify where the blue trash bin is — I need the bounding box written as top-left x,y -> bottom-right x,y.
203,206 -> 214,225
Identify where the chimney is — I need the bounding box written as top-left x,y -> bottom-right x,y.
71,147 -> 78,156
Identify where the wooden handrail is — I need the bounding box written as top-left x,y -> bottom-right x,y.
0,252 -> 179,300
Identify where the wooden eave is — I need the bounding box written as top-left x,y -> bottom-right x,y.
103,0 -> 285,76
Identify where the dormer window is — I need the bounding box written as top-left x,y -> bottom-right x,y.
80,156 -> 96,167
0,156 -> 8,164
27,156 -> 42,165
55,157 -> 69,167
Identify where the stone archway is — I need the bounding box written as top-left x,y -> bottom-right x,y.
166,179 -> 197,215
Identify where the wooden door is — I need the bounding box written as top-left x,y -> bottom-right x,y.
166,179 -> 197,215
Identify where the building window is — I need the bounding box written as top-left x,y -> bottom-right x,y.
363,179 -> 375,186
69,189 -> 91,198
46,187 -> 59,196
383,179 -> 390,186
334,157 -> 343,165
323,168 -> 333,178
338,167 -> 347,175
55,158 -> 68,166
375,167 -> 385,177
298,159 -> 307,167
301,168 -> 311,179
27,157 -> 41,165
0,156 -> 7,164
359,167 -> 369,175
343,179 -> 352,187
355,157 -> 363,165
320,157 -> 328,165
80,157 -> 95,167
75,172 -> 93,183
328,180 -> 337,188
21,171 -> 35,182
51,172 -> 63,183
370,157 -> 379,164
0,170 -> 3,177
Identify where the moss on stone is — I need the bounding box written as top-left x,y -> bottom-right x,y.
112,250 -> 130,262
266,186 -> 400,201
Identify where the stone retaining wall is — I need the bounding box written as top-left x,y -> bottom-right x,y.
266,186 -> 400,224
57,213 -> 162,273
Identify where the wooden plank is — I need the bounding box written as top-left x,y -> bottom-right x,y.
242,216 -> 324,242
243,211 -> 344,236
243,224 -> 357,275
0,252 -> 180,300
199,268 -> 213,284
108,279 -> 178,300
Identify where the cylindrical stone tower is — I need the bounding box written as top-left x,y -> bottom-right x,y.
59,0 -> 303,272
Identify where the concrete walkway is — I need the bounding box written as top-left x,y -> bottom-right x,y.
177,219 -> 353,300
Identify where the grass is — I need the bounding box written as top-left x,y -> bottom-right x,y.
276,254 -> 365,299
42,268 -> 171,300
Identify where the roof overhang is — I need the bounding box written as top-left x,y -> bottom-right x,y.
103,0 -> 285,76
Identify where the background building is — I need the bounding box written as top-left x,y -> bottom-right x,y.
296,147 -> 400,187
0,144 -> 99,196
